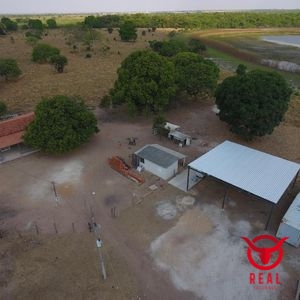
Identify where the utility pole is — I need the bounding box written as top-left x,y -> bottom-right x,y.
90,206 -> 107,280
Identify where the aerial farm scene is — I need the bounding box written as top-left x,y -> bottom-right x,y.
0,1 -> 299,299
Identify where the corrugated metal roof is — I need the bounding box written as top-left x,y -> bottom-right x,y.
281,193 -> 300,230
135,144 -> 184,168
169,131 -> 191,141
188,141 -> 300,204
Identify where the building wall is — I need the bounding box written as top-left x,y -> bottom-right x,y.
139,159 -> 178,180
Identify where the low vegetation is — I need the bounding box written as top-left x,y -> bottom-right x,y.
49,54 -> 68,73
0,58 -> 22,80
0,101 -> 7,116
32,43 -> 60,63
119,21 -> 137,42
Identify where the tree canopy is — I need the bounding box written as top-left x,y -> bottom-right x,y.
83,11 -> 300,29
173,52 -> 219,96
0,101 -> 7,116
24,95 -> 99,154
215,69 -> 292,140
32,43 -> 60,63
1,17 -> 18,31
149,39 -> 188,57
50,54 -> 68,73
46,18 -> 58,29
109,50 -> 176,116
0,58 -> 22,80
118,21 -> 137,42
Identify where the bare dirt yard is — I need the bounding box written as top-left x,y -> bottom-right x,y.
0,27 -> 300,299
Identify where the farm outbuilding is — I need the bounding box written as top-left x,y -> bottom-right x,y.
187,141 -> 300,229
133,144 -> 186,180
0,112 -> 35,151
276,192 -> 300,247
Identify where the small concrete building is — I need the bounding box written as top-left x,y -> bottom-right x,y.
134,144 -> 186,180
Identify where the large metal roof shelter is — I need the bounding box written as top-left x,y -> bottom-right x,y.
187,141 -> 300,229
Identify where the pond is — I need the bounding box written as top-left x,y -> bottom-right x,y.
261,35 -> 300,48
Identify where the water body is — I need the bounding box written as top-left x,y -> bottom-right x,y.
261,35 -> 300,48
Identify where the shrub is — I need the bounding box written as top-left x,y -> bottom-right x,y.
32,43 -> 60,63
28,19 -> 43,31
46,18 -> 57,29
119,21 -> 137,42
0,58 -> 22,80
1,17 -> 18,31
0,101 -> 7,116
49,54 -> 68,73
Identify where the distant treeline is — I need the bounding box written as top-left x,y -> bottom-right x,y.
83,11 -> 300,29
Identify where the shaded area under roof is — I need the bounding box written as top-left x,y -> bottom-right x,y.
188,140 -> 300,204
135,144 -> 184,168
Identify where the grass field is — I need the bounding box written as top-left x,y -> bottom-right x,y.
0,26 -> 299,127
0,27 -> 170,112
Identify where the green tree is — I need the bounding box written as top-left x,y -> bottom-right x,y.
0,101 -> 7,116
32,43 -> 60,63
152,114 -> 169,137
1,17 -> 18,31
24,95 -> 99,154
236,64 -> 247,76
215,70 -> 292,140
188,38 -> 206,53
110,50 -> 176,116
50,54 -> 68,73
149,39 -> 189,57
28,19 -> 43,31
173,52 -> 219,96
118,21 -> 137,42
0,23 -> 6,35
0,58 -> 22,80
46,18 -> 57,29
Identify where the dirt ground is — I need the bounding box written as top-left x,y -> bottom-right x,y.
0,27 -> 300,299
0,100 -> 299,299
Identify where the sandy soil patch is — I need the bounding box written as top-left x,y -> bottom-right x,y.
151,204 -> 289,300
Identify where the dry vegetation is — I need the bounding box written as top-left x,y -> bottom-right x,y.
0,26 -> 299,300
0,28 -> 170,112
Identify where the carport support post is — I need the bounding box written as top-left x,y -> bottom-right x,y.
265,204 -> 275,230
222,188 -> 228,210
186,166 -> 190,191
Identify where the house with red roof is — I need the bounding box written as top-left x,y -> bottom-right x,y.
0,112 -> 35,151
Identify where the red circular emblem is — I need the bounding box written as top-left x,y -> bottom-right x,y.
242,234 -> 287,271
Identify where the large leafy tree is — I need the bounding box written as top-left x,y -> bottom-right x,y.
0,58 -> 22,80
118,21 -> 137,41
173,52 -> 219,96
110,50 -> 176,116
215,69 -> 292,140
24,95 -> 99,154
